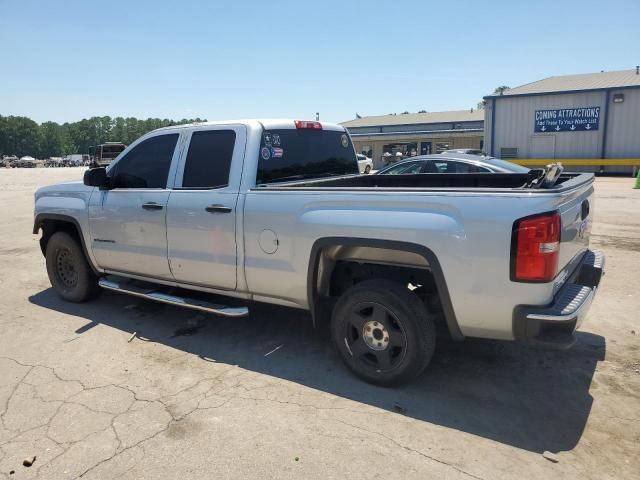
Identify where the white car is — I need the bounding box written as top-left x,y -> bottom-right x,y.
356,154 -> 373,174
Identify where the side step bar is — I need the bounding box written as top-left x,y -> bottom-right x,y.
98,278 -> 249,317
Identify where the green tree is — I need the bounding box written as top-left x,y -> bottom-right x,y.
0,116 -> 40,157
0,116 -> 8,157
109,117 -> 127,143
96,116 -> 113,143
0,115 -> 207,158
38,121 -> 65,157
477,85 -> 510,110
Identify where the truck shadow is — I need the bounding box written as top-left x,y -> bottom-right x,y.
29,288 -> 605,454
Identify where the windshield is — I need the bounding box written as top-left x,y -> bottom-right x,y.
256,128 -> 358,184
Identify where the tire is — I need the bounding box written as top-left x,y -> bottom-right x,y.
331,279 -> 436,386
364,165 -> 371,174
45,231 -> 101,302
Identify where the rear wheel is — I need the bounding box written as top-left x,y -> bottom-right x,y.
331,279 -> 436,386
45,232 -> 100,302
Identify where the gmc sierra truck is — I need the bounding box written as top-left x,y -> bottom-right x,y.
33,119 -> 604,386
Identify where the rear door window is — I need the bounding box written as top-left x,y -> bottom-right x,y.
110,134 -> 178,188
256,128 -> 358,184
182,130 -> 236,189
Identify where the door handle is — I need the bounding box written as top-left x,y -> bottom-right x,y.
205,204 -> 232,214
142,202 -> 163,211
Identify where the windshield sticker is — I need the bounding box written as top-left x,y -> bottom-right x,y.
261,147 -> 271,160
263,133 -> 272,146
272,134 -> 281,146
271,147 -> 283,158
340,134 -> 349,148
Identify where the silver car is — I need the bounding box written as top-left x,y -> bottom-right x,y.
376,153 -> 530,175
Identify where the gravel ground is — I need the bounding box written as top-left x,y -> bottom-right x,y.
0,168 -> 638,480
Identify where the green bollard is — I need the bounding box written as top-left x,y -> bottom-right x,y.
635,168 -> 640,189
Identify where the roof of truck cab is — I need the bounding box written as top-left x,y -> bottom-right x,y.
153,119 -> 345,132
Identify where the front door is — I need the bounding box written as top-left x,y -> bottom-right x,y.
166,126 -> 245,290
88,132 -> 181,279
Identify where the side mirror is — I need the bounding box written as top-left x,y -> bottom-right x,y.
83,167 -> 109,189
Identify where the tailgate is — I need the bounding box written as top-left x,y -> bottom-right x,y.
555,179 -> 594,288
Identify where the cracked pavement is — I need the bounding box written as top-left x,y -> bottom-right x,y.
0,168 -> 639,479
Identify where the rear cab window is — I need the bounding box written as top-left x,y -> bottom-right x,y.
256,126 -> 358,185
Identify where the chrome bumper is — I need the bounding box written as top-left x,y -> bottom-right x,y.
513,250 -> 605,350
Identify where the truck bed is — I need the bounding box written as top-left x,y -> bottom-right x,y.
256,172 -> 591,191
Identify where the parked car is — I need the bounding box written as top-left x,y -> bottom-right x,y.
356,154 -> 373,174
2,155 -> 18,167
376,153 -> 530,175
45,157 -> 65,168
64,154 -> 90,167
442,148 -> 487,156
33,119 -> 604,386
17,156 -> 37,168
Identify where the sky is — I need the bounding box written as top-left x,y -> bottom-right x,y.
1,0 -> 639,125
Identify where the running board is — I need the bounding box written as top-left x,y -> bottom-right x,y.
98,278 -> 249,317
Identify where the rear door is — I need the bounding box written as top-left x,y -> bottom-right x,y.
166,125 -> 246,289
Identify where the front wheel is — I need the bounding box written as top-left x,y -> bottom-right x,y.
45,232 -> 101,302
364,165 -> 372,174
331,279 -> 436,386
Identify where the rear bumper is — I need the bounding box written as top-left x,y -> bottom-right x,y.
513,249 -> 605,350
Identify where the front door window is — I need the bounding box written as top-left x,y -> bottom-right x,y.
110,134 -> 178,189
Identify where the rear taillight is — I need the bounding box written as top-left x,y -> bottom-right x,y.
295,120 -> 322,130
511,212 -> 561,282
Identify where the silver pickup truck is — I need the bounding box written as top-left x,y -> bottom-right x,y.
33,119 -> 604,385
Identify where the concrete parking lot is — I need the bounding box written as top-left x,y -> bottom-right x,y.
0,168 -> 638,480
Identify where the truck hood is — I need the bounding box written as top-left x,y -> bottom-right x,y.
35,180 -> 93,201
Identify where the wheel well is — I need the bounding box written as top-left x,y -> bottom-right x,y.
328,260 -> 436,298
308,239 -> 464,341
36,219 -> 82,257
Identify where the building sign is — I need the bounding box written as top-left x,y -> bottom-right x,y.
534,107 -> 600,132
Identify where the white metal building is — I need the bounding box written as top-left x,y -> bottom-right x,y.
484,68 -> 640,172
